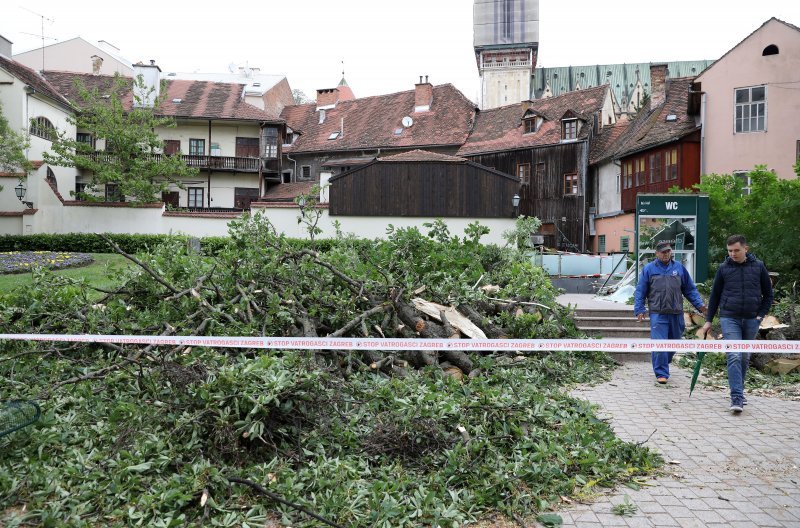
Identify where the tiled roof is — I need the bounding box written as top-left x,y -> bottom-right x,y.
589,118 -> 629,164
378,150 -> 467,163
458,85 -> 609,156
612,77 -> 698,159
0,56 -> 72,109
42,71 -> 282,122
281,84 -> 476,154
260,182 -> 315,201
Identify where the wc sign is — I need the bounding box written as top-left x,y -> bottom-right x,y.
635,195 -> 697,216
665,201 -> 679,210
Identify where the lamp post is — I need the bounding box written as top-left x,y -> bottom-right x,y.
512,193 -> 520,217
15,182 -> 34,209
297,195 -> 307,217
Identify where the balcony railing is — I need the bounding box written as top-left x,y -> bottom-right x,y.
87,152 -> 265,172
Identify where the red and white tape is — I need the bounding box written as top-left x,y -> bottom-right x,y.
1,334 -> 799,353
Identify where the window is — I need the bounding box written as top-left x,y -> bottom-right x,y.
188,187 -> 204,208
30,116 -> 56,141
735,86 -> 766,133
762,44 -> 779,56
236,137 -> 259,157
74,182 -> 88,201
635,158 -> 646,186
300,165 -> 311,179
622,161 -> 633,189
189,139 -> 205,156
796,140 -> 800,162
561,119 -> 577,140
210,142 -> 221,156
517,163 -> 531,185
535,162 -> 545,180
76,133 -> 94,149
105,183 -> 123,202
563,173 -> 578,195
733,171 -> 751,195
598,235 -> 606,254
665,148 -> 678,180
262,127 -> 278,158
620,236 -> 630,252
523,117 -> 537,134
649,153 -> 662,183
328,132 -> 340,140
163,140 -> 180,156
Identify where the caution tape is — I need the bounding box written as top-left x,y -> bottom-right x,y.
1,334 -> 799,353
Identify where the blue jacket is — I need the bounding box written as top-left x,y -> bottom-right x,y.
706,253 -> 773,321
634,258 -> 704,316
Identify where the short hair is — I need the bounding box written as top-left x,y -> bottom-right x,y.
727,234 -> 747,246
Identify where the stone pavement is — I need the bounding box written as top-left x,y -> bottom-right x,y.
556,356 -> 800,528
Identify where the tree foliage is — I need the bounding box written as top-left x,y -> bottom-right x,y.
691,165 -> 800,279
0,219 -> 661,526
43,74 -> 198,203
0,101 -> 33,190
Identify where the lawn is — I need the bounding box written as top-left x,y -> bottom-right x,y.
0,253 -> 132,295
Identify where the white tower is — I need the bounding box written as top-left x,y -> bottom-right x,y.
474,0 -> 539,109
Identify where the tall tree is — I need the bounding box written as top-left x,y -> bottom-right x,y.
0,101 -> 33,191
44,74 -> 197,203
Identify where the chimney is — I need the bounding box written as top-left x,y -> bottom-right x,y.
0,35 -> 12,57
650,64 -> 668,108
315,88 -> 339,111
132,60 -> 161,108
414,75 -> 432,113
90,55 -> 104,75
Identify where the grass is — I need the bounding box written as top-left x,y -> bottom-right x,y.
0,253 -> 132,295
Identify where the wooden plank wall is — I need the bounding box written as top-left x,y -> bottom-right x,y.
465,142 -> 588,250
329,162 -> 518,217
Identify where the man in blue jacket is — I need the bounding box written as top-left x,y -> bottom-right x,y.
701,235 -> 773,413
634,241 -> 707,384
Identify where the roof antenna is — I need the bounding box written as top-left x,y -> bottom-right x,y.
19,6 -> 56,72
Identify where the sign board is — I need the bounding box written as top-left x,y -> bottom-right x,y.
635,194 -> 709,283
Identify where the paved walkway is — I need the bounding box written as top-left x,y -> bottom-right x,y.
556,357 -> 800,527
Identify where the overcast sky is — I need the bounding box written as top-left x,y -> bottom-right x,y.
3,1 -> 799,103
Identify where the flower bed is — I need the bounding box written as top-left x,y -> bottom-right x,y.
0,251 -> 94,274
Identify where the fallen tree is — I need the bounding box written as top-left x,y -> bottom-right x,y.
0,215 -> 659,527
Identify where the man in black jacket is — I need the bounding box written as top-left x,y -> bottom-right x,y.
702,235 -> 773,413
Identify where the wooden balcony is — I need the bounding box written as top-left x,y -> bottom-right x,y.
87,152 -> 268,173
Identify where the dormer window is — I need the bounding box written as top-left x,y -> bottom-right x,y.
522,111 -> 541,134
561,118 -> 578,140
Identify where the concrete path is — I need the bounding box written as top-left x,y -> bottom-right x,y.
556,357 -> 800,527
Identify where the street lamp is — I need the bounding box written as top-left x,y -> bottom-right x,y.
512,193 -> 520,217
297,195 -> 307,217
14,182 -> 34,209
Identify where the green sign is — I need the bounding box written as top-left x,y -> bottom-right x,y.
636,194 -> 701,216
635,194 -> 710,283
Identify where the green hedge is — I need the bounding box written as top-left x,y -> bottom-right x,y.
0,233 -> 226,255
0,233 -> 374,256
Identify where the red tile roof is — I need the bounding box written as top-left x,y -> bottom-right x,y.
260,181 -> 315,201
42,71 -> 282,122
589,118 -> 629,164
378,149 -> 467,163
612,77 -> 698,159
281,84 -> 476,154
457,85 -> 610,156
0,56 -> 71,109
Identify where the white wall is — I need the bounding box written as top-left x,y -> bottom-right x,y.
253,205 -> 517,245
596,160 -> 621,215
156,123 -> 261,156
13,38 -> 132,75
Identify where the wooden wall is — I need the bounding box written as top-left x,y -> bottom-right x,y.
464,142 -> 589,251
329,161 -> 519,217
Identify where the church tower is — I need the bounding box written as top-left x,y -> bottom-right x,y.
474,0 -> 539,109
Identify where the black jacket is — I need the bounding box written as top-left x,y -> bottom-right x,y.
706,253 -> 773,321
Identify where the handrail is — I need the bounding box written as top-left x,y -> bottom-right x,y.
597,250 -> 630,294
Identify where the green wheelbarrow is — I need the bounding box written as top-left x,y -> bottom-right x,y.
0,400 -> 41,438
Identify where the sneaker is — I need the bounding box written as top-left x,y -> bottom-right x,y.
656,377 -> 668,384
730,399 -> 743,413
